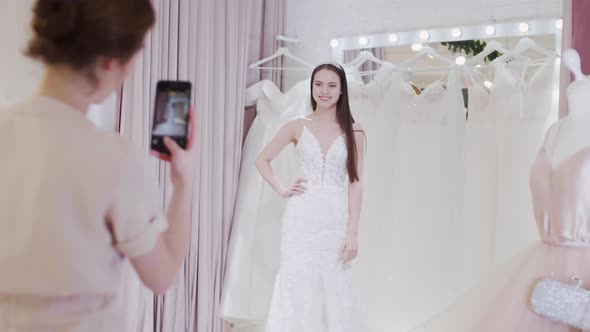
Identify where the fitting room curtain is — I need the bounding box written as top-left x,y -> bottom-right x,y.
242,0 -> 286,141
559,0 -> 589,117
117,0 -> 251,331
572,0 -> 590,74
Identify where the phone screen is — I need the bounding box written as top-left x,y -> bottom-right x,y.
150,81 -> 191,154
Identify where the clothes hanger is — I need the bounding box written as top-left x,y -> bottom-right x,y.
465,40 -> 529,67
462,65 -> 494,91
490,37 -> 559,64
342,51 -> 395,80
344,50 -> 389,70
249,47 -> 314,70
397,46 -> 454,71
394,46 -> 454,92
489,37 -> 559,85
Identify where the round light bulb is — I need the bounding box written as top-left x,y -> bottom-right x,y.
485,25 -> 496,36
411,43 -> 423,52
419,31 -> 430,41
455,56 -> 466,66
330,39 -> 340,48
555,19 -> 563,30
451,28 -> 462,38
484,80 -> 493,89
519,23 -> 530,33
359,36 -> 369,46
388,33 -> 399,43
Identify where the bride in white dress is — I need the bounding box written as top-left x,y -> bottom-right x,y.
255,62 -> 370,331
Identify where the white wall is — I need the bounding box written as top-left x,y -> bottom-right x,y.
0,0 -> 40,104
283,0 -> 562,85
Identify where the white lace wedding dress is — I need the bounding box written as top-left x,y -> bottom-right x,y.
265,121 -> 370,332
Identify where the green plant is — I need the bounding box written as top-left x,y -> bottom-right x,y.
441,40 -> 501,62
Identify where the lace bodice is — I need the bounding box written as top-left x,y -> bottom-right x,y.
399,80 -> 450,124
295,126 -> 348,187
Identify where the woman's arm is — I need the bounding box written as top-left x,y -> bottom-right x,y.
341,123 -> 366,263
130,109 -> 198,294
255,119 -> 307,197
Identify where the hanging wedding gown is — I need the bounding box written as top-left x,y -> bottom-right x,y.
492,56 -> 558,265
345,63 -> 395,130
367,67 -> 466,331
345,67 -> 400,297
265,121 -> 370,332
460,71 -> 496,287
410,56 -> 563,332
342,64 -> 412,331
221,79 -> 311,326
350,70 -> 406,330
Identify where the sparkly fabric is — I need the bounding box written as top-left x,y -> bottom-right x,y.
530,278 -> 590,328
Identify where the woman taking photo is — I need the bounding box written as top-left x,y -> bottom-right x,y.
0,0 -> 197,330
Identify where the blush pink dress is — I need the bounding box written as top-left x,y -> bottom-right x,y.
412,141 -> 590,332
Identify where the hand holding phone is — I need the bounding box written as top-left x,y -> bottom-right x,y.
150,81 -> 198,188
150,80 -> 191,155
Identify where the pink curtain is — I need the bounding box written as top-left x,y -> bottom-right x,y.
117,0 -> 253,331
242,0 -> 286,142
246,0 -> 286,88
572,0 -> 590,74
559,0 -> 589,117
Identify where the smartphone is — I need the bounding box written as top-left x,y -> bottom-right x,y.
150,80 -> 191,155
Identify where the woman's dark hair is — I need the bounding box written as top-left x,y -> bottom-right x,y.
310,63 -> 362,182
26,0 -> 155,70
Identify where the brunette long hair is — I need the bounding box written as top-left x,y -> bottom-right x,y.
310,63 -> 362,182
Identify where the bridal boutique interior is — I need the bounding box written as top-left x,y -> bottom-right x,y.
0,0 -> 589,331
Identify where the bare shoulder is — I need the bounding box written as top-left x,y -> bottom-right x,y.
284,117 -> 306,133
543,118 -> 565,146
352,123 -> 366,148
352,123 -> 365,140
283,117 -> 306,143
352,122 -> 364,132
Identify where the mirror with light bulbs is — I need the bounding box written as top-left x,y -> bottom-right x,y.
330,18 -> 562,93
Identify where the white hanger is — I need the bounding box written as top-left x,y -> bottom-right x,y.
249,47 -> 313,70
345,50 -> 388,70
491,37 -> 559,64
275,35 -> 302,46
397,46 -> 454,71
466,41 -> 529,66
